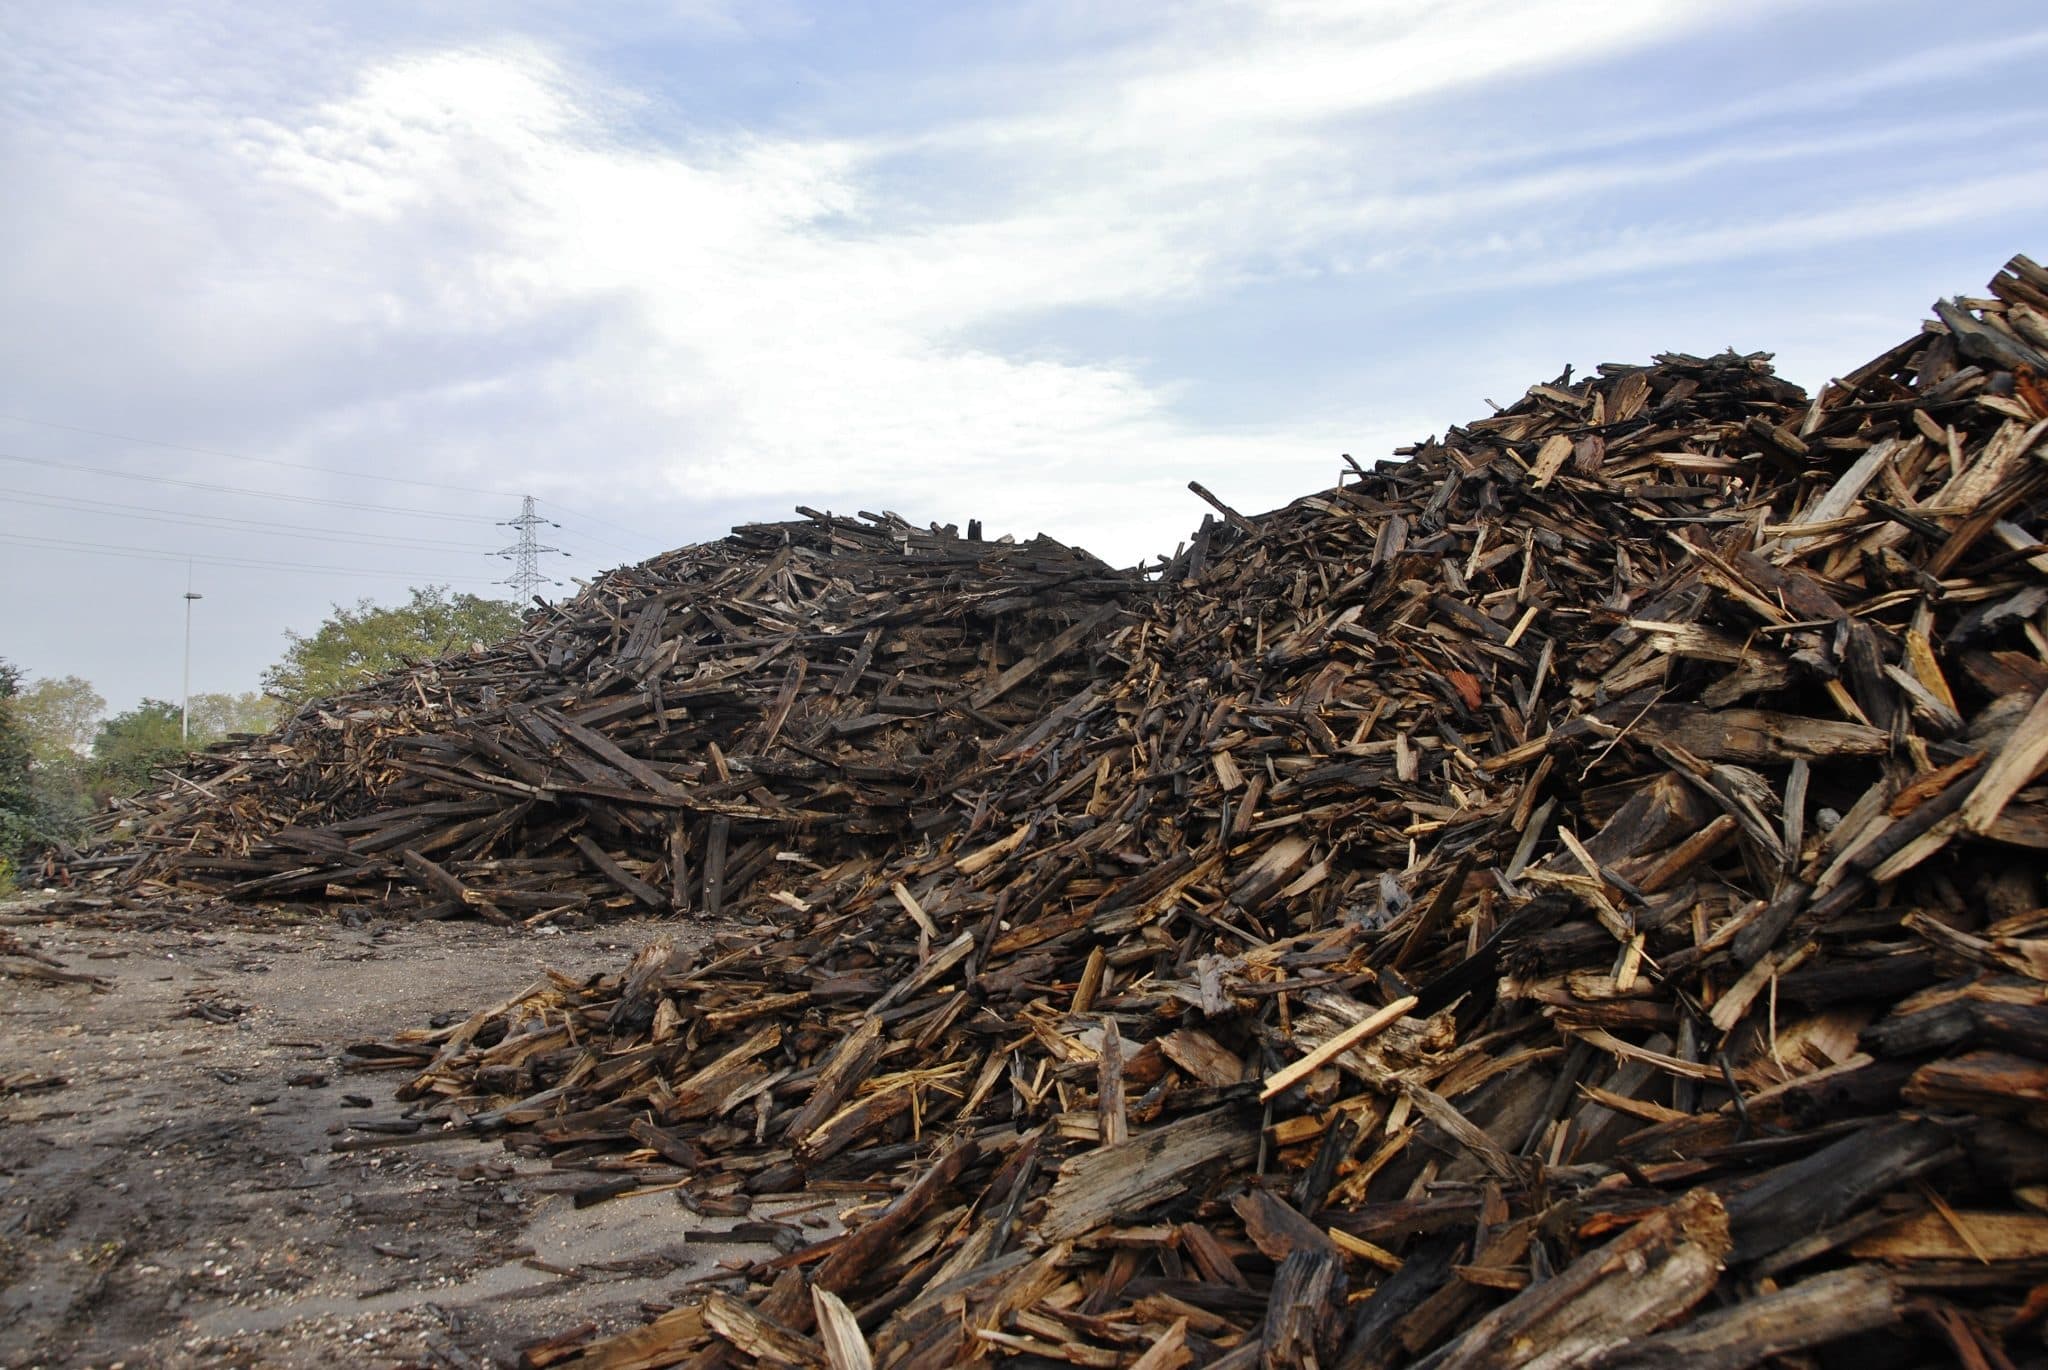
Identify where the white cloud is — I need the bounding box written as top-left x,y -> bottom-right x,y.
195,3 -> 1756,557
1455,168 -> 2048,295
6,0 -> 2044,714
1110,0 -> 1709,132
224,44 -> 1320,554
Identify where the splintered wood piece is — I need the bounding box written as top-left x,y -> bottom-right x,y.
1529,434 -> 1573,489
1847,1210 -> 2048,1262
1430,1188 -> 1731,1370
663,1022 -> 784,1118
1158,1028 -> 1245,1088
1097,1017 -> 1128,1147
813,1137 -> 979,1293
1233,1189 -> 1338,1262
1262,996 -> 1419,1100
1399,1083 -> 1523,1184
702,1290 -> 825,1366
515,1322 -> 600,1369
891,881 -> 939,942
1262,1247 -> 1346,1368
971,601 -> 1124,708
570,835 -> 668,910
1128,1317 -> 1191,1370
1904,1050 -> 2048,1111
1960,685 -> 2048,834
554,1304 -> 706,1370
809,1286 -> 873,1370
701,815 -> 731,917
1722,1119 -> 1959,1263
783,1015 -> 886,1148
1634,707 -> 1889,763
1589,1267 -> 1903,1369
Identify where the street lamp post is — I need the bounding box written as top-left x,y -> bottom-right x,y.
182,585 -> 204,744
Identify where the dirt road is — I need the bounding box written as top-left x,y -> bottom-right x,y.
0,899 -> 760,1368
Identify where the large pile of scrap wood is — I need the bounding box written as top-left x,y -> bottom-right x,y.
340,258 -> 2048,1368
101,511 -> 1136,922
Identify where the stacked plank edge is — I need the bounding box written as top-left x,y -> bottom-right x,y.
98,258 -> 2048,1366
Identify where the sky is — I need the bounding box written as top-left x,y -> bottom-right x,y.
3,0 -> 2045,716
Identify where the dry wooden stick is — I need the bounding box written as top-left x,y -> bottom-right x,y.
1260,995 -> 1419,1100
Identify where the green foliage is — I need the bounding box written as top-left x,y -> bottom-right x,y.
1,669 -> 283,852
13,674 -> 105,765
0,660 -> 40,865
186,690 -> 279,739
263,585 -> 522,706
29,753 -> 92,838
88,698 -> 189,801
0,660 -> 86,867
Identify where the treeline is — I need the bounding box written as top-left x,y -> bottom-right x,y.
0,585 -> 521,887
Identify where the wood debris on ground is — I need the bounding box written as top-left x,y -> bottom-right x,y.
88,512 -> 1135,926
0,929 -> 112,992
124,258 -> 2048,1364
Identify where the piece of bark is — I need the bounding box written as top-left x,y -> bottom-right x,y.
1262,1247 -> 1347,1369
1722,1118 -> 1959,1263
1233,1188 -> 1338,1263
1427,1187 -> 1731,1370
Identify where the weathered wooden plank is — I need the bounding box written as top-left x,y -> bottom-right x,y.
1040,1108 -> 1259,1242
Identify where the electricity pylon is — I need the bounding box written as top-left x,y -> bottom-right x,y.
495,495 -> 567,602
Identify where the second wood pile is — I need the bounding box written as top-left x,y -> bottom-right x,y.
104,514 -> 1135,922
356,261 -> 2048,1364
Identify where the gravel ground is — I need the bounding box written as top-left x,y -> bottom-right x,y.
0,898 -> 771,1368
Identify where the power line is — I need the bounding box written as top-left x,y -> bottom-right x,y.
0,486 -> 501,553
539,498 -> 666,549
539,520 -> 647,563
0,449 -> 491,523
0,531 -> 498,583
0,412 -> 672,545
0,412 -> 517,498
542,517 -> 650,561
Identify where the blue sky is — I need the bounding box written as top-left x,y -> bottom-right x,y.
3,0 -> 2045,713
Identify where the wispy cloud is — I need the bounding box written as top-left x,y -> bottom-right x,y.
85,1 -> 1740,546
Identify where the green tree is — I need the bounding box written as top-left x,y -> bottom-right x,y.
0,661 -> 41,872
263,586 -> 522,706
13,674 -> 105,765
27,753 -> 92,847
88,699 -> 189,800
187,690 -> 278,739
1,667 -> 98,877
